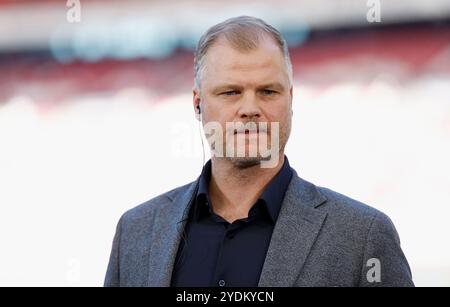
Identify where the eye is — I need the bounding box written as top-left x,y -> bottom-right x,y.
220,91 -> 238,96
261,89 -> 277,95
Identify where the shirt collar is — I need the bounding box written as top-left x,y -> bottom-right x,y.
194,156 -> 293,224
194,161 -> 213,220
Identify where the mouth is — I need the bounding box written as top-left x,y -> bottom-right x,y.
234,128 -> 267,135
236,130 -> 254,135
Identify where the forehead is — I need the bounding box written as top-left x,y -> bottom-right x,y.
202,36 -> 289,87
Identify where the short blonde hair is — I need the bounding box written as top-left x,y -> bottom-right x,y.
194,16 -> 293,90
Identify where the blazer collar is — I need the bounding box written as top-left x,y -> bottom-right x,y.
258,169 -> 328,286
145,179 -> 199,286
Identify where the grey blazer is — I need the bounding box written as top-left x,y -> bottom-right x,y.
104,168 -> 414,287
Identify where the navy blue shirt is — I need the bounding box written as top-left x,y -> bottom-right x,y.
171,156 -> 293,287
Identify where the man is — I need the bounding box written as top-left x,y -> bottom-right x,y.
104,16 -> 414,287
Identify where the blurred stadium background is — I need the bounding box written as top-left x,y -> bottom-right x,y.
0,0 -> 449,286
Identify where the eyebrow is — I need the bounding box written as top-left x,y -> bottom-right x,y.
212,82 -> 286,93
255,82 -> 285,91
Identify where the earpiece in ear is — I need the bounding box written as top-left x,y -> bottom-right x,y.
197,105 -> 201,114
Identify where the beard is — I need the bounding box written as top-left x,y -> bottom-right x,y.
225,154 -> 273,169
219,116 -> 292,169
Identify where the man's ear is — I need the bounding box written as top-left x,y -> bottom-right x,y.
193,87 -> 201,122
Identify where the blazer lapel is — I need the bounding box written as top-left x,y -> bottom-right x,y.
146,179 -> 199,286
258,170 -> 328,287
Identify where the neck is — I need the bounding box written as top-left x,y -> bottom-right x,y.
208,154 -> 285,223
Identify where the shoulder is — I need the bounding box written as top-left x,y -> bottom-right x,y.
309,182 -> 403,254
316,185 -> 395,232
119,181 -> 196,226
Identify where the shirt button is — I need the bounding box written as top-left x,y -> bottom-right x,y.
218,279 -> 226,287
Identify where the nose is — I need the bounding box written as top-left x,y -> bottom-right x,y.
237,93 -> 261,120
